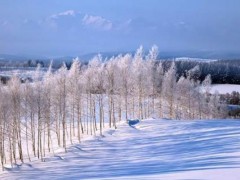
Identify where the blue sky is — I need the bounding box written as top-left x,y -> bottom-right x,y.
0,0 -> 240,57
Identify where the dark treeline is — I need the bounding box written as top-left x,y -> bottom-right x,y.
168,60 -> 240,84
223,91 -> 240,117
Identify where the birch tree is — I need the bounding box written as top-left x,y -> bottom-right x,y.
162,62 -> 177,119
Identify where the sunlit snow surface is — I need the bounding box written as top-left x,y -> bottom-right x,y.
1,119 -> 240,180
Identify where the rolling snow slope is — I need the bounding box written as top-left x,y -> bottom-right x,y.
1,119 -> 240,180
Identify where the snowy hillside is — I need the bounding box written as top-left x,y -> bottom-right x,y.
1,118 -> 240,180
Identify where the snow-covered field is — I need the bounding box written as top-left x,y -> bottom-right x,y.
210,84 -> 240,94
1,118 -> 240,180
200,84 -> 240,94
0,68 -> 48,79
175,57 -> 218,62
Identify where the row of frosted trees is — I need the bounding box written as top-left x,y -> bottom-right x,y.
0,46 -> 226,170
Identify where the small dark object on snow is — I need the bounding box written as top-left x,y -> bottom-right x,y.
127,119 -> 140,126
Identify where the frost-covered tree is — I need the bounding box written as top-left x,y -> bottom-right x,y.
202,74 -> 212,118
162,62 -> 177,119
117,54 -> 132,120
105,57 -> 117,128
54,63 -> 68,152
43,63 -> 54,152
132,46 -> 145,119
8,75 -> 23,163
0,83 -> 10,169
68,58 -> 83,141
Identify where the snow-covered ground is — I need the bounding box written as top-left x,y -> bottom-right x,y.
175,57 -> 218,62
210,84 -> 240,94
201,84 -> 240,94
1,118 -> 240,180
0,67 -> 49,79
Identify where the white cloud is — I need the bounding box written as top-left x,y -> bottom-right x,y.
41,10 -> 76,29
42,11 -> 128,31
82,14 -> 113,31
59,10 -> 75,16
50,10 -> 76,19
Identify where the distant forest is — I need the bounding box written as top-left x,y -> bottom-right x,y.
0,59 -> 240,85
172,60 -> 240,84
